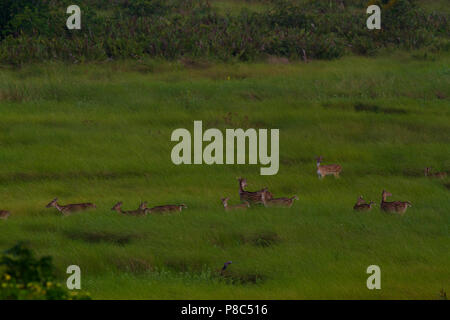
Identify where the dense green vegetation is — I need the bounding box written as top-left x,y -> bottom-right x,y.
0,51 -> 448,298
0,243 -> 91,299
0,0 -> 448,65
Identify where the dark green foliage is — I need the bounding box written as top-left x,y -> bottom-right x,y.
0,242 -> 53,284
0,0 -> 448,64
0,0 -> 51,38
0,242 -> 91,300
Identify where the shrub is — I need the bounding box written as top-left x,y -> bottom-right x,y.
0,0 -> 52,38
0,242 -> 91,300
0,0 -> 448,64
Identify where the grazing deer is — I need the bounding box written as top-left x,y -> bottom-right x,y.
111,201 -> 147,216
238,177 -> 272,204
380,190 -> 411,215
145,204 -> 187,214
221,197 -> 250,211
46,198 -> 96,215
424,167 -> 447,179
0,210 -> 11,220
353,196 -> 375,212
316,156 -> 342,179
261,191 -> 299,208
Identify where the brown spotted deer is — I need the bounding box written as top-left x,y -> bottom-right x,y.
316,156 -> 342,179
261,191 -> 299,208
111,201 -> 147,216
424,167 -> 447,179
353,196 -> 375,211
221,197 -> 250,211
0,210 -> 11,220
145,204 -> 187,214
380,190 -> 411,215
355,196 -> 365,206
238,177 -> 272,204
46,198 -> 96,215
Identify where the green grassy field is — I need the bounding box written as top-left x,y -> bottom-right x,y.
0,52 -> 449,299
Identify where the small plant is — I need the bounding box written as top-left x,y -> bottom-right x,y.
0,242 -> 91,300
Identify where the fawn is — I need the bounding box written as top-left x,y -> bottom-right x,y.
316,156 -> 342,179
424,167 -> 447,179
353,196 -> 375,211
221,197 -> 250,211
261,191 -> 299,208
46,198 -> 96,215
380,190 -> 411,215
238,177 -> 272,204
145,204 -> 187,214
0,210 -> 11,220
111,201 -> 147,216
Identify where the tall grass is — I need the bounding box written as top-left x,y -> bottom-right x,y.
0,52 -> 449,299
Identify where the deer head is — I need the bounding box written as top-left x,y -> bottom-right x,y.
46,198 -> 58,208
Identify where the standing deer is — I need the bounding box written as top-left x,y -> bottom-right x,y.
261,191 -> 299,208
145,204 -> 187,214
238,177 -> 272,204
380,190 -> 411,215
221,197 -> 250,211
424,167 -> 447,179
316,156 -> 342,179
111,201 -> 147,216
46,198 -> 96,215
0,210 -> 11,220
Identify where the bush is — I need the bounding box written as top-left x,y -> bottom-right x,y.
0,243 -> 91,300
0,0 -> 448,64
0,0 -> 52,38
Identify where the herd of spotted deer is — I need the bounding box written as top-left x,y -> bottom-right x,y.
0,157 -> 447,220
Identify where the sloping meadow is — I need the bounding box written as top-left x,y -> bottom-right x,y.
0,53 -> 449,298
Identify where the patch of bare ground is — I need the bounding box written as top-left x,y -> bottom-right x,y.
164,257 -> 209,273
266,55 -> 290,65
179,57 -> 211,69
322,102 -> 408,114
402,169 -> 423,178
354,102 -> 407,114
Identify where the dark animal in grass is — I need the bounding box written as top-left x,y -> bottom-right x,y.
220,261 -> 233,275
